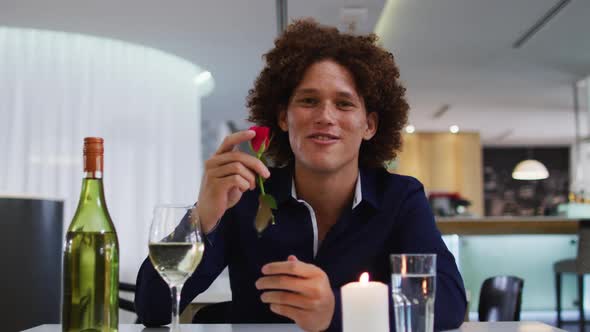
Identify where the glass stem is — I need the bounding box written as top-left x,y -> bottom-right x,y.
170,284 -> 183,330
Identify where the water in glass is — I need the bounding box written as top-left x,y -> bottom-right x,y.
392,273 -> 435,332
391,254 -> 436,332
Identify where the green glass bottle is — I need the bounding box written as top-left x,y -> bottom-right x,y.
62,137 -> 119,332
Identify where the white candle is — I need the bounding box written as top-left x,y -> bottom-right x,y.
341,272 -> 389,332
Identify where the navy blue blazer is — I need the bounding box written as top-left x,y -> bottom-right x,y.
135,166 -> 467,330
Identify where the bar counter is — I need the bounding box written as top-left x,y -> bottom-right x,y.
435,216 -> 588,314
437,217 -> 580,235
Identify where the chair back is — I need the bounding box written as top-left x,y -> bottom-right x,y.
192,301 -> 232,324
478,275 -> 524,322
119,282 -> 140,324
119,282 -> 137,313
576,219 -> 590,273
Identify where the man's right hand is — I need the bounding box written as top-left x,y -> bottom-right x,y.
197,130 -> 271,233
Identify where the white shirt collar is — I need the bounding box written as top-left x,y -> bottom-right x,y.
291,173 -> 363,209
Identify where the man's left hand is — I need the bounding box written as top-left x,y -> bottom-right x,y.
256,255 -> 335,332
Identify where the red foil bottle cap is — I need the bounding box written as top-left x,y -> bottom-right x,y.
83,137 -> 104,173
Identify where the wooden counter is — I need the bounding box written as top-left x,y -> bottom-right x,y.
436,217 -> 582,235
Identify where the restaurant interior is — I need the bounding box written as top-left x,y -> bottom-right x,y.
1,0 -> 589,331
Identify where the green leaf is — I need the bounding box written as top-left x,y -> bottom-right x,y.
255,194 -> 274,234
261,194 -> 277,210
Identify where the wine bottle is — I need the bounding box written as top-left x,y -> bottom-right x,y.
62,137 -> 119,332
568,191 -> 576,203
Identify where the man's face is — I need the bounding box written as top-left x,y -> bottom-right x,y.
278,59 -> 378,174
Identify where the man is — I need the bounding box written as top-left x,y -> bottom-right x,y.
136,19 -> 466,332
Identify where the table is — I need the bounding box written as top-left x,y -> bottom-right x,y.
443,322 -> 566,331
23,322 -> 566,332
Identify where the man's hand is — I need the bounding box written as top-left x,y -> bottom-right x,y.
256,255 -> 335,332
197,130 -> 270,233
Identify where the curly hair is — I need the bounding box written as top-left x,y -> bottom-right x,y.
247,19 -> 409,168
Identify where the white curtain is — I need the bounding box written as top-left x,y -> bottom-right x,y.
0,27 -> 204,283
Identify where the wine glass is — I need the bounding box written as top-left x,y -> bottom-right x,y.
148,205 -> 205,330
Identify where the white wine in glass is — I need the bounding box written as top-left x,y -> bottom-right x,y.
149,242 -> 204,286
148,205 -> 204,330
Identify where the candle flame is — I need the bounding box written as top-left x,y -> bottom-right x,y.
422,278 -> 428,295
360,272 -> 370,284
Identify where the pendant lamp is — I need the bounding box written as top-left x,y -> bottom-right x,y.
512,159 -> 549,180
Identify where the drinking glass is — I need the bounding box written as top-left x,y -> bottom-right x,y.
391,254 -> 437,332
148,205 -> 205,330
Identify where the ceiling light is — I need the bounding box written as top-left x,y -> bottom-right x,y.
340,7 -> 368,34
449,125 -> 459,134
193,70 -> 215,97
512,0 -> 572,49
512,159 -> 549,180
405,124 -> 415,134
433,104 -> 450,119
194,71 -> 212,85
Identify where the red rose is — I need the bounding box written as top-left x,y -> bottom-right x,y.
248,125 -> 276,234
249,126 -> 271,153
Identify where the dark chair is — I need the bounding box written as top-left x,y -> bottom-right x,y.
119,282 -> 139,323
554,219 -> 590,332
478,276 -> 524,322
192,301 -> 232,323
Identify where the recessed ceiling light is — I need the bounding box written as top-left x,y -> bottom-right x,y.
449,125 -> 459,134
